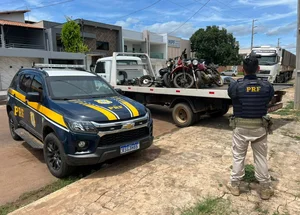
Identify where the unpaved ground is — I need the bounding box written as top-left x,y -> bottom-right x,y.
0,105 -> 176,205
11,87 -> 300,215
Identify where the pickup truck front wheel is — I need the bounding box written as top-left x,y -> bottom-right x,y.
172,103 -> 196,127
8,111 -> 22,141
44,133 -> 74,178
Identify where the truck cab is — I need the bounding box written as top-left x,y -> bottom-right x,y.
6,64 -> 153,178
251,46 -> 295,83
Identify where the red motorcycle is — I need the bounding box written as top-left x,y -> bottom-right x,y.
171,49 -> 195,88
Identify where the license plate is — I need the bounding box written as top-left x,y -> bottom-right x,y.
120,142 -> 140,154
268,103 -> 283,113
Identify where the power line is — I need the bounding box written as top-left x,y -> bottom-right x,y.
15,0 -> 73,10
166,0 -> 210,18
116,0 -> 162,20
29,0 -> 74,10
168,0 -> 211,34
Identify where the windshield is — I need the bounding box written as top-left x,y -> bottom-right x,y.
258,55 -> 277,65
48,76 -> 116,100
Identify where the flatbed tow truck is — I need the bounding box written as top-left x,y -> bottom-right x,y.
95,53 -> 292,127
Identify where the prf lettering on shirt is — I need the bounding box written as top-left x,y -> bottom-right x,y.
14,106 -> 24,118
246,86 -> 261,93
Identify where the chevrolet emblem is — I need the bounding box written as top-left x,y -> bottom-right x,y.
122,123 -> 134,129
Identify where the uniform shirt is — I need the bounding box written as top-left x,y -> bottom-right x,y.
228,75 -> 274,119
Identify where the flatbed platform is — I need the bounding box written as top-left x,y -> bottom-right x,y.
117,83 -> 293,99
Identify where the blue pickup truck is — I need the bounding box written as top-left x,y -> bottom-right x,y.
6,65 -> 153,178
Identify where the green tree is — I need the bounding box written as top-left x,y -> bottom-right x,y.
190,26 -> 241,66
61,18 -> 89,53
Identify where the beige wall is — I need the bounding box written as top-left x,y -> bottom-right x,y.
167,36 -> 190,59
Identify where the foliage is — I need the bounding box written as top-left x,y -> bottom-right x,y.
181,198 -> 232,215
61,17 -> 89,53
244,164 -> 257,183
190,26 -> 242,66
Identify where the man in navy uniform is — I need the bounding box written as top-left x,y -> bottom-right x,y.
227,56 -> 275,200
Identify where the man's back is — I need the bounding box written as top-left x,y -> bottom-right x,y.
228,75 -> 274,118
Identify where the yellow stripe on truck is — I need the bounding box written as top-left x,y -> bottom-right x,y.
119,99 -> 139,117
9,88 -> 67,128
75,101 -> 118,121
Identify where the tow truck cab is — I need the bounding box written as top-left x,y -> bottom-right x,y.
6,65 -> 153,178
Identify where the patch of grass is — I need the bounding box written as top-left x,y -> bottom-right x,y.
272,212 -> 290,215
0,165 -> 101,215
274,101 -> 300,118
181,198 -> 232,215
281,131 -> 300,141
256,208 -> 269,215
244,164 -> 258,183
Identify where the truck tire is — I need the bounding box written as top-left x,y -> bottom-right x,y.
172,103 -> 195,127
44,133 -> 74,178
8,111 -> 22,141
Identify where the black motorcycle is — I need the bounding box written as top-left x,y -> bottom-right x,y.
158,58 -> 175,88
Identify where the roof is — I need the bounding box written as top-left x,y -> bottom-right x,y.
0,19 -> 43,29
0,10 -> 30,15
43,69 -> 96,77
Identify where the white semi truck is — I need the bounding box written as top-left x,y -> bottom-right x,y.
251,46 -> 296,83
94,52 -> 290,127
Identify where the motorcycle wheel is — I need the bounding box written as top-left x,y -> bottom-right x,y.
162,73 -> 172,88
211,69 -> 224,87
139,75 -> 154,87
196,70 -> 204,89
173,72 -> 195,88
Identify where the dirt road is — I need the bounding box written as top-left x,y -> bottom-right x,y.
0,104 -> 177,205
10,87 -> 300,215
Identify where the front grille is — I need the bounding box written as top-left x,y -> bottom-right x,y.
98,127 -> 149,146
259,70 -> 270,74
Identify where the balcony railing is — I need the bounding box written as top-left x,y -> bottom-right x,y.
4,35 -> 45,50
6,43 -> 45,50
150,52 -> 164,59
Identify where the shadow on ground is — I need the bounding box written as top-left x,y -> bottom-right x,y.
87,145 -> 167,179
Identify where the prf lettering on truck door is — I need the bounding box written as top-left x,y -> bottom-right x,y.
14,106 -> 24,118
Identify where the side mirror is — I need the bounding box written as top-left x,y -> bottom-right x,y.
115,88 -> 123,94
26,92 -> 41,102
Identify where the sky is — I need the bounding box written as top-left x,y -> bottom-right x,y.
1,0 -> 298,53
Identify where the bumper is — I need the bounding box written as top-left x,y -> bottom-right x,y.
65,135 -> 154,166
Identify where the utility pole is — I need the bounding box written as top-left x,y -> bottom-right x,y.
251,19 -> 257,50
295,0 -> 300,109
277,38 -> 280,48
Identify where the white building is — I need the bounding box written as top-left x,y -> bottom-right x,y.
122,29 -> 190,72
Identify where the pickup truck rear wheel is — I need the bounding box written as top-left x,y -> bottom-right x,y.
44,133 -> 74,178
8,111 -> 22,141
172,103 -> 196,127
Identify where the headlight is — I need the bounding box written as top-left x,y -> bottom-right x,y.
167,62 -> 171,67
65,118 -> 97,133
146,108 -> 152,120
192,59 -> 198,66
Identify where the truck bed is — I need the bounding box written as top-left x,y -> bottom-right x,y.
117,84 -> 292,99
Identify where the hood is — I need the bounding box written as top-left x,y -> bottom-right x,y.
51,96 -> 147,122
